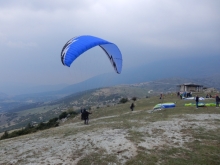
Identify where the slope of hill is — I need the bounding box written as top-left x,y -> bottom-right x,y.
1,95 -> 220,164
0,79 -> 178,133
1,76 -> 219,133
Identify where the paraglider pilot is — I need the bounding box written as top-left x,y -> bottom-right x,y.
82,108 -> 92,124
130,103 -> 135,111
216,95 -> 220,107
80,108 -> 83,120
195,95 -> 199,109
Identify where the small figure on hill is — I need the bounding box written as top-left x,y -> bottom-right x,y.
183,92 -> 187,98
177,92 -> 180,97
130,102 -> 135,111
195,95 -> 199,109
215,95 -> 220,108
82,108 -> 92,124
159,93 -> 163,100
80,108 -> 84,120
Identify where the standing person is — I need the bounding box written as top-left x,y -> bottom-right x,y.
216,95 -> 220,108
195,95 -> 199,109
159,93 -> 163,100
82,109 -> 92,125
130,102 -> 135,111
177,92 -> 180,97
80,108 -> 84,120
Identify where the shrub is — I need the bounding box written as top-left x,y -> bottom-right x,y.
59,112 -> 68,119
47,117 -> 59,127
119,98 -> 128,103
131,97 -> 137,101
0,131 -> 9,140
0,111 -> 70,140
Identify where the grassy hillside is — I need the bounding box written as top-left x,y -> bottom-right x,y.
0,93 -> 220,164
1,76 -> 219,134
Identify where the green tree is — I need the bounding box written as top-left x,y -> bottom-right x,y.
0,131 -> 9,140
59,112 -> 68,119
119,98 -> 128,103
131,97 -> 137,101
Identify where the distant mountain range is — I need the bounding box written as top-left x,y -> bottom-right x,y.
0,55 -> 219,102
55,55 -> 220,95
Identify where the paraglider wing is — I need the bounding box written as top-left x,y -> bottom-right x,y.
61,35 -> 122,74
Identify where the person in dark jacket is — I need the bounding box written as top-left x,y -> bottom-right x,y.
216,95 -> 220,107
80,108 -> 84,120
82,109 -> 92,124
195,95 -> 199,109
130,103 -> 135,111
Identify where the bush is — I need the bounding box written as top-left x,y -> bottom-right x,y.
47,117 -> 59,127
36,117 -> 59,130
0,111 -> 69,140
131,97 -> 137,101
36,122 -> 47,130
119,98 -> 128,103
68,111 -> 75,115
59,112 -> 68,119
0,131 -> 9,140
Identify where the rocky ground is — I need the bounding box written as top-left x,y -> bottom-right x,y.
0,111 -> 220,165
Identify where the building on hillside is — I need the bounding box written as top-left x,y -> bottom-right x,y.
176,83 -> 203,92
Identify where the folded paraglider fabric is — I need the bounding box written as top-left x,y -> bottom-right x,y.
184,103 -> 206,107
183,97 -> 205,100
153,103 -> 175,110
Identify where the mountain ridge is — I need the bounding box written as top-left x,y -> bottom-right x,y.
0,55 -> 219,102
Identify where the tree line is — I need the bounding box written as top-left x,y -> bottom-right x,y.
0,109 -> 77,140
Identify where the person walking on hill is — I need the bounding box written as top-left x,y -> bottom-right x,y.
159,93 -> 163,100
130,102 -> 135,111
216,95 -> 220,108
80,108 -> 84,120
177,92 -> 180,97
195,95 -> 199,109
82,109 -> 92,124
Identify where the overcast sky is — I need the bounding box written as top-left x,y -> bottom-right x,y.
0,0 -> 219,88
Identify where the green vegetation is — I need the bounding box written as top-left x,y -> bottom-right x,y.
119,97 -> 128,103
131,97 -> 137,101
0,117 -> 59,140
0,109 -> 78,140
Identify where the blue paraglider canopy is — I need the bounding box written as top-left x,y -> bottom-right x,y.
61,35 -> 123,74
